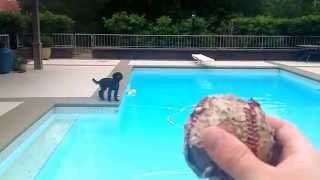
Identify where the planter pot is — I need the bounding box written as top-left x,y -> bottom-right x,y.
41,47 -> 52,60
20,64 -> 27,72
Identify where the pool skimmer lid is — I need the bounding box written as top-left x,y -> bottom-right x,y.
184,95 -> 278,179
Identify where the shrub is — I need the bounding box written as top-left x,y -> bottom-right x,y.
41,35 -> 53,47
151,16 -> 178,34
0,11 -> 28,34
103,12 -> 147,34
0,11 -> 74,34
230,16 -> 279,35
226,15 -> 320,36
287,15 -> 320,36
178,16 -> 207,35
40,11 -> 74,33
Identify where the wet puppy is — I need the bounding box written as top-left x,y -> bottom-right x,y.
92,72 -> 123,101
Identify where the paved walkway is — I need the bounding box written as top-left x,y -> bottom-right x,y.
0,65 -> 114,98
274,61 -> 320,75
28,59 -> 120,66
0,102 -> 22,116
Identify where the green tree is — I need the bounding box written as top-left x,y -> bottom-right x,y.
0,12 -> 28,33
179,16 -> 207,35
103,12 -> 146,34
151,16 -> 178,34
263,0 -> 317,17
18,0 -> 266,32
40,11 -> 74,33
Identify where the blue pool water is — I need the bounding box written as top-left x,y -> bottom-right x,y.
1,68 -> 320,180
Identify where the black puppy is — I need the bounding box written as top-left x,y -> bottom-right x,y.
92,72 -> 123,101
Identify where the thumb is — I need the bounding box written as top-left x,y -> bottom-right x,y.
201,126 -> 269,179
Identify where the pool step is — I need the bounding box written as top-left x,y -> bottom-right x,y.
0,118 -> 76,180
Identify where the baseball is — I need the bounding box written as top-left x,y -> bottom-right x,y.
184,95 -> 276,179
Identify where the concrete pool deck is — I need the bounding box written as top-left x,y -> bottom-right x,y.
0,59 -> 320,153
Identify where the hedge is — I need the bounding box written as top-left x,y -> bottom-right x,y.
0,12 -> 28,34
229,15 -> 320,36
0,11 -> 74,34
102,12 -> 208,35
102,12 -> 147,34
40,11 -> 75,33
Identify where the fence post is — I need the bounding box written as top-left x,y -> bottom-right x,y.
91,34 -> 95,48
16,33 -> 19,48
73,33 -> 77,49
6,34 -> 10,48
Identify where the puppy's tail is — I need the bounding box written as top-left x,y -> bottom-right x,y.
92,78 -> 99,84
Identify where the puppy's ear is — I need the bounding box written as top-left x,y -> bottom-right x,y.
113,72 -> 123,80
117,73 -> 123,80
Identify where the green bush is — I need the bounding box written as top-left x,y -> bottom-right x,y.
103,12 -> 147,34
102,12 -> 209,35
0,11 -> 28,34
226,15 -> 320,35
41,35 -> 53,47
151,16 -> 178,34
40,11 -> 74,33
178,16 -> 207,35
287,15 -> 320,36
0,11 -> 74,34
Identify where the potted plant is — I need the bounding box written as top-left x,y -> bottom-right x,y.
13,57 -> 28,73
41,35 -> 53,60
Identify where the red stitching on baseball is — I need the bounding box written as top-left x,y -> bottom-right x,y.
244,103 -> 260,155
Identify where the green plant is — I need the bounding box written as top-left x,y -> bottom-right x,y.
40,11 -> 75,33
151,16 -> 178,34
103,12 -> 147,34
0,11 -> 28,34
178,16 -> 207,35
41,36 -> 53,48
13,57 -> 28,73
225,15 -> 320,36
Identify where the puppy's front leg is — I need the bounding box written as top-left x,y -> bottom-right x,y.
107,88 -> 112,101
114,88 -> 119,101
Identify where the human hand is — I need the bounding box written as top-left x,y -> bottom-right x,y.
200,116 -> 320,180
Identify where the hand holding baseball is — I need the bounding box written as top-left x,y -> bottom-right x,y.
201,116 -> 320,180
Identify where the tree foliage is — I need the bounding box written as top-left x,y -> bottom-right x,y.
151,16 -> 178,35
0,12 -> 28,33
263,0 -> 319,17
15,0 -> 320,35
40,11 -> 74,33
226,15 -> 320,35
0,10 -> 74,34
18,0 -> 265,32
103,12 -> 146,34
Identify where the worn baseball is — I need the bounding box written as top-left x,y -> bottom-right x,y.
184,95 -> 276,180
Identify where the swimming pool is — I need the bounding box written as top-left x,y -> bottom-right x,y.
0,68 -> 319,180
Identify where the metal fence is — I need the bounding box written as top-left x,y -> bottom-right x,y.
0,34 -> 10,48
18,33 -> 320,49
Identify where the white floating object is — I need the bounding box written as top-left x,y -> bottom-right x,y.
128,89 -> 137,96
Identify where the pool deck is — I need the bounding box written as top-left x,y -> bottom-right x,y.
0,59 -> 320,152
